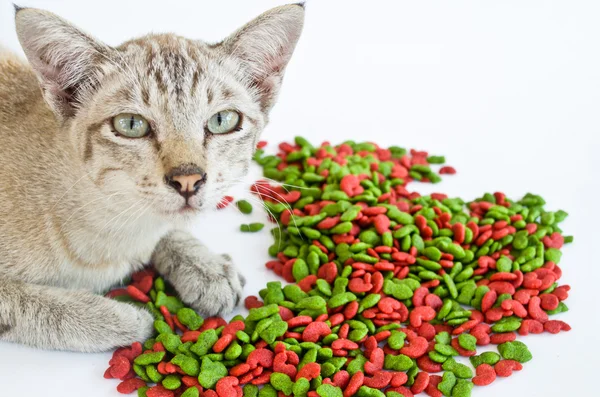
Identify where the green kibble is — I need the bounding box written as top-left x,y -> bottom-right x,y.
356,386 -> 386,397
145,365 -> 163,383
181,387 -> 200,397
190,329 -> 218,356
427,155 -> 446,164
236,199 -> 253,214
387,330 -> 407,350
177,308 -> 204,330
198,357 -> 228,389
293,378 -> 311,397
241,222 -> 265,232
133,364 -> 151,382
316,384 -> 343,397
491,314 -> 521,332
442,358 -> 473,379
451,379 -> 473,397
154,319 -> 173,335
162,374 -> 182,390
247,304 -> 280,321
435,332 -> 451,345
435,343 -> 459,357
172,354 -> 200,376
259,384 -> 278,397
134,351 -> 165,366
346,354 -> 368,375
470,352 -> 501,367
162,333 -> 182,354
438,371 -> 457,396
429,351 -> 450,363
457,334 -> 477,351
384,354 -> 413,371
270,373 -> 294,396
498,340 -> 533,363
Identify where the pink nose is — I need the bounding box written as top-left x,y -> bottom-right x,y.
166,169 -> 206,198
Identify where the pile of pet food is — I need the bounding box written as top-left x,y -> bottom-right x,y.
104,138 -> 571,397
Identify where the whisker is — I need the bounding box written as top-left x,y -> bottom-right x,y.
242,195 -> 285,250
50,170 -> 97,212
60,191 -> 129,229
259,176 -> 314,191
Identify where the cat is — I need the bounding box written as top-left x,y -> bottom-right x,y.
0,4 -> 304,352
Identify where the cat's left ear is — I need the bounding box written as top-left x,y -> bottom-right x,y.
15,7 -> 115,120
220,4 -> 305,113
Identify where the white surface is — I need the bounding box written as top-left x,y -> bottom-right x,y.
1,0 -> 599,395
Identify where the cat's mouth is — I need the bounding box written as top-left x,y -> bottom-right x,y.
178,204 -> 198,214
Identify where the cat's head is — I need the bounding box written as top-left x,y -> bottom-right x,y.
14,4 -> 304,219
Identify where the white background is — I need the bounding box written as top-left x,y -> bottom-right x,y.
1,0 -> 599,395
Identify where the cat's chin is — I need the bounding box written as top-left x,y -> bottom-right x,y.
161,204 -> 204,223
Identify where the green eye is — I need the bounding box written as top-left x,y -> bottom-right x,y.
112,113 -> 150,138
207,110 -> 241,134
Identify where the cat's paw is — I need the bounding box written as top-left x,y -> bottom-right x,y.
110,303 -> 155,347
170,253 -> 244,317
84,299 -> 155,352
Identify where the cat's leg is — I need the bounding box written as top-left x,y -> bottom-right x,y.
0,278 -> 154,352
152,230 -> 245,317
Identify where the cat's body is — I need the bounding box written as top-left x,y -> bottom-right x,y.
0,5 -> 303,351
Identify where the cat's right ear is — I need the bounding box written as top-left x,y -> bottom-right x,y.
14,7 -> 114,121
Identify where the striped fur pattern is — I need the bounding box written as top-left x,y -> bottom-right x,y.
0,4 -> 303,351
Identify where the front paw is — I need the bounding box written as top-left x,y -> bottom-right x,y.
169,253 -> 244,317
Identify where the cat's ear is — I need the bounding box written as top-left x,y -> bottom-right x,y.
220,4 -> 305,112
14,7 -> 115,120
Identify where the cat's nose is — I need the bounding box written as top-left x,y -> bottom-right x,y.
165,165 -> 206,198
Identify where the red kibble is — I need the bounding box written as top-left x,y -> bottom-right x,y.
470,324 -> 491,346
109,356 -> 131,379
472,364 -> 496,386
417,355 -> 442,373
302,321 -> 332,343
217,195 -> 234,209
387,386 -> 414,397
519,319 -> 544,336
133,275 -> 154,294
409,306 -> 436,328
501,300 -> 528,318
439,166 -> 456,175
117,378 -> 146,394
146,385 -> 174,397
181,376 -> 200,387
244,296 -> 264,309
216,376 -> 240,397
296,362 -> 321,381
450,338 -> 477,357
250,371 -> 273,385
363,371 -> 393,388
424,375 -> 443,397
528,296 -> 549,322
213,334 -> 234,353
247,349 -> 274,369
126,285 -> 150,303
489,332 -> 517,344
410,371 -> 430,394
400,336 -> 429,358
544,320 -> 571,334
494,360 -> 523,377
364,348 -> 384,374
344,371 -> 365,397
540,293 -> 560,311
332,370 -> 350,389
